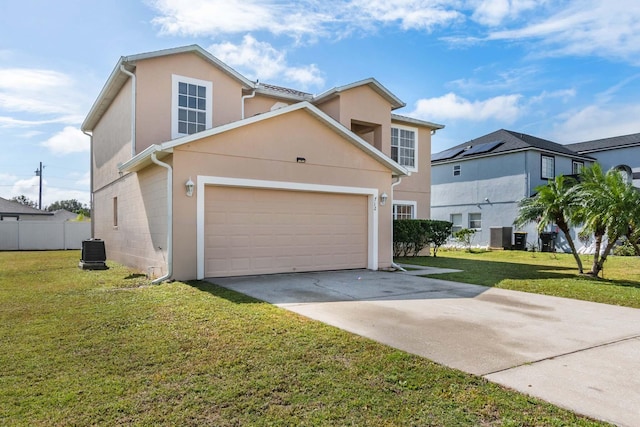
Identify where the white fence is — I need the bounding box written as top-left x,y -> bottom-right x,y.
0,221 -> 91,250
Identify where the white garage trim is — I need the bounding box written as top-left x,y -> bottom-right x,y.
196,176 -> 379,279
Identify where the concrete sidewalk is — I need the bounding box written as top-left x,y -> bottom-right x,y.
212,269 -> 640,426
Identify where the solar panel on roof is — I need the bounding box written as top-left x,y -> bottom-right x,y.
431,147 -> 465,161
462,140 -> 503,156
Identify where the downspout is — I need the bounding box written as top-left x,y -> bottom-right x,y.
390,176 -> 406,272
150,152 -> 172,283
241,82 -> 259,119
120,65 -> 136,157
82,130 -> 94,238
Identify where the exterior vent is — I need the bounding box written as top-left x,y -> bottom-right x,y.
79,239 -> 108,270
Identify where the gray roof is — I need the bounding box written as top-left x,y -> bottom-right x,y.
565,132 -> 640,154
431,129 -> 594,163
0,197 -> 52,216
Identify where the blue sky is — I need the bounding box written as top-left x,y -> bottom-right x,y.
2,0 -> 640,207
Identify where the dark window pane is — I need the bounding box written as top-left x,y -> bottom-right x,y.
391,147 -> 398,161
197,124 -> 205,132
178,109 -> 187,120
197,112 -> 206,124
188,123 -> 196,134
179,82 -> 187,94
188,84 -> 196,96
188,97 -> 196,108
178,122 -> 187,134
179,95 -> 187,107
197,98 -> 206,110
198,86 -> 206,97
188,110 -> 196,122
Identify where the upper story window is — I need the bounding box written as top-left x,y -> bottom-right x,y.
171,75 -> 213,139
541,155 -> 555,180
453,165 -> 461,176
572,160 -> 584,175
391,126 -> 418,171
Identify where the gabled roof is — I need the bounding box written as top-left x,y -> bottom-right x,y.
0,197 -> 52,216
391,113 -> 445,130
431,129 -> 594,163
119,101 -> 409,177
82,45 -> 254,132
565,132 -> 640,154
312,78 -> 406,110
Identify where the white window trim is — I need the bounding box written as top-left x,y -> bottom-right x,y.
572,160 -> 584,174
171,74 -> 213,140
541,155 -> 555,180
391,124 -> 418,173
392,200 -> 417,219
196,176 -> 379,279
469,212 -> 482,230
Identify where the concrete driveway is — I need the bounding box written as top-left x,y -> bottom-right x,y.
211,268 -> 640,426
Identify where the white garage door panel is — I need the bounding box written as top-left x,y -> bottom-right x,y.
204,186 -> 368,277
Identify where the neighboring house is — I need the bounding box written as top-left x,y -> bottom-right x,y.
430,129 -> 595,250
566,132 -> 640,188
0,197 -> 54,221
82,45 -> 443,280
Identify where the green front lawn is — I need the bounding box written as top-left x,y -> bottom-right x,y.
397,249 -> 640,308
0,251 -> 607,426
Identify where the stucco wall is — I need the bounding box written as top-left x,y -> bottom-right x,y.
93,79 -> 133,191
134,53 -> 245,152
393,125 -> 433,219
586,147 -> 640,187
93,165 -> 168,277
243,94 -> 290,118
170,108 -> 395,280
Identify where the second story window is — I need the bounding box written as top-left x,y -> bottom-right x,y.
391,126 -> 417,171
572,160 -> 584,175
172,75 -> 212,139
453,165 -> 461,176
541,155 -> 555,180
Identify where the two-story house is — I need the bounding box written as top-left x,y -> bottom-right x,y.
430,129 -> 595,250
82,45 -> 443,281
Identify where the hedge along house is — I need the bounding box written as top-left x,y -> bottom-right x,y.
82,45 -> 443,281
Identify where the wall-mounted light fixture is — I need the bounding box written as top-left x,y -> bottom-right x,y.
296,157 -> 306,163
185,177 -> 195,197
380,192 -> 388,206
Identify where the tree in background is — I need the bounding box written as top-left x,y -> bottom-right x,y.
11,195 -> 37,208
514,175 -> 584,273
46,199 -> 90,217
578,164 -> 640,276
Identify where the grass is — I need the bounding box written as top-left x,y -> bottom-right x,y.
0,250 -> 609,426
397,249 -> 640,308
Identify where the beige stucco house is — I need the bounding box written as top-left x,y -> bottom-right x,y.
82,45 -> 443,281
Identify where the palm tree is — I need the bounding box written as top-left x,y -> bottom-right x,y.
514,175 -> 584,273
578,164 -> 640,276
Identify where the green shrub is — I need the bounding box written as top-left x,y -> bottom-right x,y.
453,228 -> 476,252
393,220 -> 453,257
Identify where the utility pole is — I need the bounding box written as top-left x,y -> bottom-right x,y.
34,162 -> 44,210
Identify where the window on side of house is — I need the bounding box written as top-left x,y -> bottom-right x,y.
113,197 -> 118,227
450,213 -> 462,234
391,126 -> 418,171
171,75 -> 213,139
572,160 -> 584,175
469,213 -> 482,230
541,155 -> 555,179
393,202 -> 416,220
453,165 -> 461,176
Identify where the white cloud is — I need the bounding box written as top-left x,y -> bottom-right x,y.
470,0 -> 542,26
410,92 -> 523,122
486,1 -> 640,64
551,104 -> 640,143
150,0 -> 463,39
40,126 -> 89,156
208,35 -> 324,87
530,88 -> 575,104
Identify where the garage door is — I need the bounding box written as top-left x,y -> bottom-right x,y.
204,186 -> 368,277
